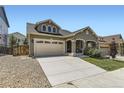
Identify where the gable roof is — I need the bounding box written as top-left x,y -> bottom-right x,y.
99,34 -> 123,43
9,32 -> 25,37
63,26 -> 98,37
35,19 -> 61,29
0,6 -> 9,27
27,23 -> 63,38
102,34 -> 122,38
27,19 -> 98,38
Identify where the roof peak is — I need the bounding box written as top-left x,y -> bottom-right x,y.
102,34 -> 121,37
35,19 -> 61,29
9,32 -> 25,37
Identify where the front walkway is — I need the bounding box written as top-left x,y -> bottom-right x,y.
37,56 -> 106,86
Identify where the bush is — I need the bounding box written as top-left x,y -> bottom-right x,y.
84,48 -> 102,58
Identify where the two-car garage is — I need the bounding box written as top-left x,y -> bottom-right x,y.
34,38 -> 65,57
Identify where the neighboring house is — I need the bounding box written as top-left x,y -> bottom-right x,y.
99,34 -> 124,56
8,32 -> 26,46
27,19 -> 99,57
0,6 -> 9,47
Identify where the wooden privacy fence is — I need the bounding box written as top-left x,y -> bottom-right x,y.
13,45 -> 29,56
120,44 -> 124,56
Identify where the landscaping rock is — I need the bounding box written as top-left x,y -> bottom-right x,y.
0,55 -> 51,88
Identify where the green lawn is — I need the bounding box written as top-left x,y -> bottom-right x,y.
82,57 -> 124,71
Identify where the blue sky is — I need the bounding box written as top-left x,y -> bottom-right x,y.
5,5 -> 124,37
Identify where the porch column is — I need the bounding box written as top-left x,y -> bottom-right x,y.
83,40 -> 86,49
71,40 -> 76,56
82,40 -> 86,54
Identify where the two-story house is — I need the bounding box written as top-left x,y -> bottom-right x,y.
8,32 -> 26,47
27,19 -> 99,57
0,6 -> 9,47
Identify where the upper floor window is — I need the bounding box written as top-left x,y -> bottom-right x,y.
43,25 -> 46,31
53,27 -> 56,33
48,26 -> 51,32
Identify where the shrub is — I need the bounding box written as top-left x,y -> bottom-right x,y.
84,48 -> 102,58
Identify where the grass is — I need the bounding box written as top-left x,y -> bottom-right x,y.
82,57 -> 124,71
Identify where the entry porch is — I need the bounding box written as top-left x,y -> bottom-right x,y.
65,39 -> 97,56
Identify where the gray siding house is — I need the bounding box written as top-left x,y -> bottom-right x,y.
0,6 -> 9,46
27,19 -> 99,57
8,32 -> 26,46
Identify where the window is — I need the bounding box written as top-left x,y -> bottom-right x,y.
48,26 -> 51,32
58,42 -> 63,44
45,41 -> 50,44
43,25 -> 46,31
36,41 -> 43,43
53,27 -> 56,33
52,42 -> 57,44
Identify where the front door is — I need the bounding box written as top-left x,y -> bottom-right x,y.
76,40 -> 83,53
66,40 -> 72,53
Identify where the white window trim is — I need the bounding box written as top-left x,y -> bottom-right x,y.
41,24 -> 47,32
47,25 -> 53,33
41,24 -> 59,34
53,26 -> 57,33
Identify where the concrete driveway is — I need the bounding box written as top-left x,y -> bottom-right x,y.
37,56 -> 106,86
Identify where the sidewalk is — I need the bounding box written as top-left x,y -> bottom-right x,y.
116,56 -> 124,61
54,68 -> 124,88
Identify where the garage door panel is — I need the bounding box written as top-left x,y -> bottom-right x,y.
34,39 -> 65,57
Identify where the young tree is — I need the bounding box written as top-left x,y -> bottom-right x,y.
23,38 -> 28,45
110,38 -> 117,59
9,35 -> 17,54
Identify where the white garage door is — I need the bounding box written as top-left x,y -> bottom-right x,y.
34,39 -> 65,57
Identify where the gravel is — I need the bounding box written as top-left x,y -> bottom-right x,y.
0,55 -> 51,88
